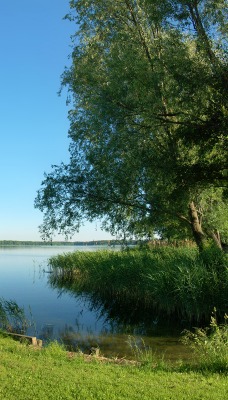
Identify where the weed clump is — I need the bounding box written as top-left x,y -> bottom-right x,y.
181,311 -> 228,373
0,298 -> 30,334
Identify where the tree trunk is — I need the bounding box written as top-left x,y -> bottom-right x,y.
188,201 -> 207,251
210,230 -> 223,250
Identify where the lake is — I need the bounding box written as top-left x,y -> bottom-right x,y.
0,246 -> 192,361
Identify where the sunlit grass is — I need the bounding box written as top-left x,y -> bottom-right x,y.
0,331 -> 227,400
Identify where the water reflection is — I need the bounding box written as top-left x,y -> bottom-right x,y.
41,324 -> 54,340
47,272 -> 192,361
48,271 -> 187,334
0,246 -> 193,361
56,325 -> 192,361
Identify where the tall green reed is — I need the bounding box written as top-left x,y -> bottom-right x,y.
181,311 -> 228,373
0,298 -> 30,334
48,246 -> 227,323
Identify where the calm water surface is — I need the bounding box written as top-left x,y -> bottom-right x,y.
0,246 -> 191,361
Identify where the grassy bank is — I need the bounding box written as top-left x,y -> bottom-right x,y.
0,332 -> 227,400
48,246 -> 228,323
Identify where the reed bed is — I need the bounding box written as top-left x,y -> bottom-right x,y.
48,246 -> 227,323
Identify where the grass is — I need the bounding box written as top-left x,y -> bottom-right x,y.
0,331 -> 227,400
181,311 -> 228,373
48,246 -> 228,323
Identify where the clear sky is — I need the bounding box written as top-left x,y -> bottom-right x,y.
0,0 -> 114,242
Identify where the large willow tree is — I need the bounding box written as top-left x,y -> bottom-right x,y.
35,0 -> 227,249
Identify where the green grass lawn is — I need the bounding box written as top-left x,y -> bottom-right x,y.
0,334 -> 227,400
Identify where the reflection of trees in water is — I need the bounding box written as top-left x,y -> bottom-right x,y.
58,323 -> 147,357
57,323 -> 188,361
40,324 -> 54,341
59,325 -> 103,353
48,274 -> 183,339
49,272 -> 152,326
45,274 -> 193,359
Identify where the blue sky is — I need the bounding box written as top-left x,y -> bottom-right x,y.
0,1 -> 114,241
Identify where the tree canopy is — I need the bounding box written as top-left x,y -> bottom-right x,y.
35,0 -> 228,249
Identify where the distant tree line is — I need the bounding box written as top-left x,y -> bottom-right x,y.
0,240 -> 137,247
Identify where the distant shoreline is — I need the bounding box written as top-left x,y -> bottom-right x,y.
0,240 -> 137,247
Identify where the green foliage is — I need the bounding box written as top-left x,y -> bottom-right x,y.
193,188 -> 228,243
35,0 -> 227,247
182,311 -> 228,373
48,246 -> 228,323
